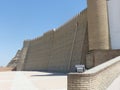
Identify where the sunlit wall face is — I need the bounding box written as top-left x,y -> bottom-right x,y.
107,0 -> 120,49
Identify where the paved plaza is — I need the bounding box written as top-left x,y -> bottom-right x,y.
107,75 -> 120,90
0,71 -> 120,90
0,71 -> 67,90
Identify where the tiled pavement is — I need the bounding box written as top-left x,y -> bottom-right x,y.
0,71 -> 67,90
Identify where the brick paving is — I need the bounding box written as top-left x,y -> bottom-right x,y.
0,71 -> 67,90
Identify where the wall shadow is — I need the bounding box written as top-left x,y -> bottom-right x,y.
31,73 -> 67,77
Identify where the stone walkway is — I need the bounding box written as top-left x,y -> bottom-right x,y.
1,71 -> 119,90
0,71 -> 67,90
107,75 -> 120,90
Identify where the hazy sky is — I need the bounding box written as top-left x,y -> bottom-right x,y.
0,0 -> 87,66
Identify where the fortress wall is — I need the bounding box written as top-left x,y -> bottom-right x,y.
17,40 -> 30,71
47,21 -> 76,72
87,0 -> 110,50
21,9 -> 88,72
7,50 -> 21,68
86,50 -> 120,69
68,56 -> 120,90
23,30 -> 54,71
49,9 -> 87,72
68,10 -> 88,72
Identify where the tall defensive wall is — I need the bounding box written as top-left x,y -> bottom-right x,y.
17,10 -> 88,72
87,0 -> 110,50
7,0 -> 120,73
7,50 -> 21,69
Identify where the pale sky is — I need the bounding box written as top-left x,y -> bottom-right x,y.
0,0 -> 87,66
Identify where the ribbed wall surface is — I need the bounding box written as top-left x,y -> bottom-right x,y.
21,9 -> 88,72
7,50 -> 21,68
17,41 -> 30,71
24,31 -> 54,71
87,0 -> 110,50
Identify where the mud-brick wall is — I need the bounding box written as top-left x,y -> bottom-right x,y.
86,50 -> 120,69
21,9 -> 88,72
87,0 -> 110,50
23,31 -> 54,71
17,40 -> 30,71
7,50 -> 21,68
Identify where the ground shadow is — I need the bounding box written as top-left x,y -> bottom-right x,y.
31,73 -> 67,77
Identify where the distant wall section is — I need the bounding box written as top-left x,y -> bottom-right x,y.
16,40 -> 30,71
7,50 -> 21,70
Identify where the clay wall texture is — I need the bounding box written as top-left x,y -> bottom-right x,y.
17,41 -> 30,71
8,0 -> 120,74
86,50 -> 120,68
87,0 -> 110,50
68,56 -> 120,90
19,9 -> 88,72
7,50 -> 21,68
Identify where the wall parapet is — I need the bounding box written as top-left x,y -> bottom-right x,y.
68,56 -> 120,90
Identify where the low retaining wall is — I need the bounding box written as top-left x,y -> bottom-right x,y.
68,56 -> 120,90
86,50 -> 120,69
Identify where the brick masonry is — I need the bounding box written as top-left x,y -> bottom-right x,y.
86,50 -> 120,69
16,40 -> 30,71
68,56 -> 120,90
16,10 -> 88,72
